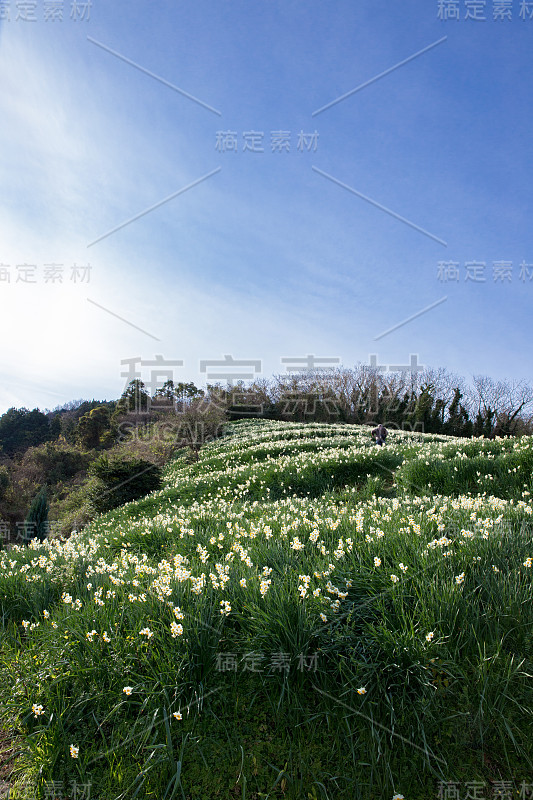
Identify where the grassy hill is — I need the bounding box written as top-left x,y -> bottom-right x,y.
1,420 -> 532,799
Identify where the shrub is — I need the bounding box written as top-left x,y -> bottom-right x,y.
87,455 -> 163,513
21,440 -> 92,484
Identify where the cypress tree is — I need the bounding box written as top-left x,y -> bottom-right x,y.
25,486 -> 49,543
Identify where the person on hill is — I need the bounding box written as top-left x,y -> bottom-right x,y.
371,423 -> 388,446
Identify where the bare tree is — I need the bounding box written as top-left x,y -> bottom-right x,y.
471,375 -> 533,437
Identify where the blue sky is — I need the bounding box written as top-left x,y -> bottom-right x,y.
0,0 -> 532,413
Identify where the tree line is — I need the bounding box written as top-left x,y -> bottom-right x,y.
222,367 -> 533,438
1,368 -> 532,461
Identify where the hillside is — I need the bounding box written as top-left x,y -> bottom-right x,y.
1,420 -> 532,800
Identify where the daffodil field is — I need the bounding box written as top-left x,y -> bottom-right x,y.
1,420 -> 532,799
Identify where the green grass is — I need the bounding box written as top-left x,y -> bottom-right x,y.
0,420 -> 532,799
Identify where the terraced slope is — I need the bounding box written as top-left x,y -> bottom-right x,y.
1,420 -> 532,800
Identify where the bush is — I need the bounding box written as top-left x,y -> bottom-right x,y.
21,440 -> 92,484
87,455 -> 163,513
48,479 -> 95,537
